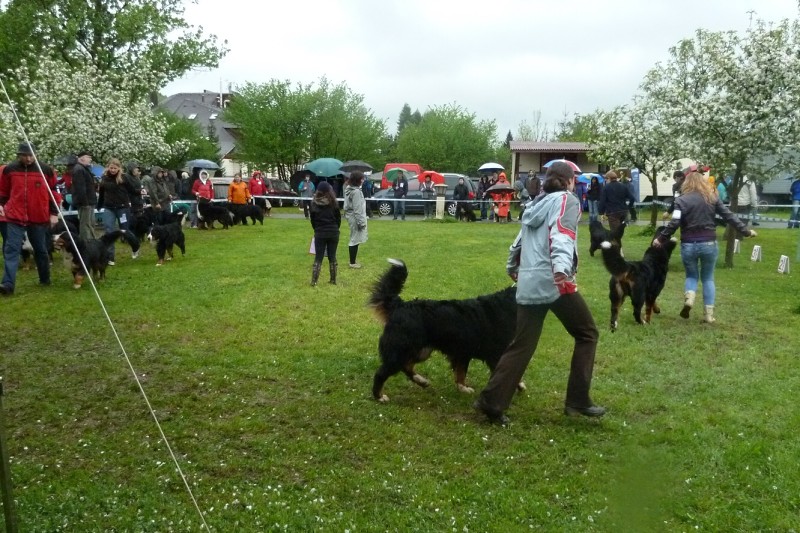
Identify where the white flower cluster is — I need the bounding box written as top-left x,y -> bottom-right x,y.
0,103 -> 18,161
8,55 -> 182,166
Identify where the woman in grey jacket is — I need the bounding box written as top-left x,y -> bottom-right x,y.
474,161 -> 604,425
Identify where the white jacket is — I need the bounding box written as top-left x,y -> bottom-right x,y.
737,177 -> 758,207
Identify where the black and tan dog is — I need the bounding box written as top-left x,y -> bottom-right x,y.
599,228 -> 677,331
589,219 -> 626,257
147,213 -> 186,265
369,259 -> 524,402
54,230 -> 140,289
197,199 -> 231,229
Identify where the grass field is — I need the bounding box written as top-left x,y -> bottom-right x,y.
2,211 -> 799,531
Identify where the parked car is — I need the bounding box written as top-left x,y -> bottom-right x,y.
265,178 -> 300,207
371,173 -> 478,217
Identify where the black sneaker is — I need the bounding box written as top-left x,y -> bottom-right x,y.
0,284 -> 13,296
564,405 -> 607,418
473,399 -> 509,426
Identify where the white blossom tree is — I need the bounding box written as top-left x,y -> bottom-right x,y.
588,99 -> 681,228
641,20 -> 800,266
9,55 -> 186,166
0,102 -> 17,161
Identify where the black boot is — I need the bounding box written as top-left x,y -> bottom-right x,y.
329,262 -> 338,285
311,262 -> 322,286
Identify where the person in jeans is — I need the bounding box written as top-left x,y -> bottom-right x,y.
473,161 -> 604,425
309,181 -> 341,285
653,171 -> 756,324
0,142 -> 59,295
586,175 -> 602,222
299,174 -> 315,218
788,176 -> 800,229
392,172 -> 408,220
97,158 -> 135,264
420,174 -> 436,219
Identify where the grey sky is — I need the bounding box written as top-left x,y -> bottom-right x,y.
164,0 -> 799,139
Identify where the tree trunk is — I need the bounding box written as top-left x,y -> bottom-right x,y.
723,168 -> 744,268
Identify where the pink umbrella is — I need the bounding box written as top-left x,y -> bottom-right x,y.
543,159 -> 581,173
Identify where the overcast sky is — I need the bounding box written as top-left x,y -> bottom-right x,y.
164,0 -> 799,139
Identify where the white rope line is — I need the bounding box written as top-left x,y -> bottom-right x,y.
0,76 -> 210,531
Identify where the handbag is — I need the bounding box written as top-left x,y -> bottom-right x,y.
309,237 -> 326,257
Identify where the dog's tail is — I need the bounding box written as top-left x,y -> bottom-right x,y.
599,240 -> 628,277
101,230 -> 140,253
368,258 -> 407,324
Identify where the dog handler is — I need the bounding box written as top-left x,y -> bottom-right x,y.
474,161 -> 605,425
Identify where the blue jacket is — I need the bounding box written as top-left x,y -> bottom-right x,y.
506,191 -> 580,305
790,179 -> 800,201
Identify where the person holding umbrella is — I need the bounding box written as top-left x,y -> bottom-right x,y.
299,174 -> 315,219
344,171 -> 368,268
391,172 -> 409,221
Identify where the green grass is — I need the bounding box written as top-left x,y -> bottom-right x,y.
2,215 -> 800,531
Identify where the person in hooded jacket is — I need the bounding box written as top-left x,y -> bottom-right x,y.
309,181 -> 341,286
123,161 -> 144,216
343,171 -> 368,268
474,161 -> 604,425
71,150 -> 98,239
142,166 -> 173,223
191,170 -> 215,230
0,143 -> 59,295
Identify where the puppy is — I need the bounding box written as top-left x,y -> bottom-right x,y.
369,259 -> 523,402
54,230 -> 140,289
147,213 -> 186,266
599,228 -> 677,331
197,200 -> 231,229
589,219 -> 626,257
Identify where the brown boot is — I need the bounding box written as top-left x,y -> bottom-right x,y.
329,262 -> 338,285
311,262 -> 322,286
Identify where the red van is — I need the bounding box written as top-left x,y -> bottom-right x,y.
381,163 -> 422,190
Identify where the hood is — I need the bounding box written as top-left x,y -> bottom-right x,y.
199,171 -> 209,182
313,194 -> 333,207
344,184 -> 359,198
125,161 -> 139,174
521,191 -> 567,229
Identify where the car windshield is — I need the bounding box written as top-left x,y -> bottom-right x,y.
271,180 -> 290,191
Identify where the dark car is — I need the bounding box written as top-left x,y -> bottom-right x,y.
371,173 -> 478,217
265,178 -> 300,207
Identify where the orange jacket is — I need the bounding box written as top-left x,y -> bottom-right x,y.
227,180 -> 251,204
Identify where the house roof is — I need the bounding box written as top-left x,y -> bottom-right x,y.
510,141 -> 592,153
159,92 -> 237,158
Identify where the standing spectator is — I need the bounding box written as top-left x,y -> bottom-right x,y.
227,172 -> 251,225
654,171 -> 756,324
478,175 -> 490,220
124,162 -> 144,218
248,170 -> 271,217
309,181 -> 341,286
488,171 -> 499,221
453,176 -> 470,221
599,170 -> 634,234
735,175 -> 759,226
420,174 -> 436,219
473,161 -> 604,425
191,170 -> 215,230
789,175 -> 800,229
344,171 -> 368,268
392,172 -> 408,220
586,175 -> 602,223
362,174 -> 374,218
97,158 -> 134,264
165,170 -> 179,198
71,150 -> 98,239
299,174 -> 315,218
143,166 -> 173,223
623,175 -> 638,222
514,171 -> 532,220
0,143 -> 59,295
492,172 -> 512,223
716,176 -> 731,205
664,170 -> 685,217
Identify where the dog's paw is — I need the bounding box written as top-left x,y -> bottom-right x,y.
610,321 -> 618,332
457,384 -> 475,394
517,381 -> 527,392
412,374 -> 430,388
72,283 -> 81,289
377,394 -> 390,403
600,241 -> 612,249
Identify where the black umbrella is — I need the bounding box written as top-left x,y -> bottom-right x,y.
486,182 -> 515,193
340,160 -> 373,172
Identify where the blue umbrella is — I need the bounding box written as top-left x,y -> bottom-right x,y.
305,157 -> 344,178
90,163 -> 104,177
186,159 -> 221,170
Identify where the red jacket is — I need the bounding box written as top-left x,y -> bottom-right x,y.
249,176 -> 266,196
0,161 -> 58,225
191,178 -> 215,200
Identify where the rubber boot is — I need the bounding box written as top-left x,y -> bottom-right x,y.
329,262 -> 338,285
311,262 -> 322,286
703,305 -> 715,324
680,290 -> 695,319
